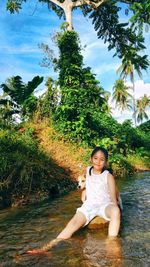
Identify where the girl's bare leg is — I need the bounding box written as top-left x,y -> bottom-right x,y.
27,212 -> 86,254
57,211 -> 86,239
105,204 -> 120,237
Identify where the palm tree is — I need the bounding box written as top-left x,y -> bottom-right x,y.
117,56 -> 149,126
112,79 -> 132,112
136,94 -> 150,124
101,91 -> 112,115
117,59 -> 137,125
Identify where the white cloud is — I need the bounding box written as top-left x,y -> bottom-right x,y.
35,87 -> 47,97
0,44 -> 40,54
125,80 -> 150,99
81,40 -> 107,60
93,62 -> 120,75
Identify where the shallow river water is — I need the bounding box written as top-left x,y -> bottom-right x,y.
0,172 -> 149,267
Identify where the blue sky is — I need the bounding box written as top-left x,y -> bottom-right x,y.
0,1 -> 150,123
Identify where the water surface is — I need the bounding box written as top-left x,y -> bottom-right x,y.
0,172 -> 149,266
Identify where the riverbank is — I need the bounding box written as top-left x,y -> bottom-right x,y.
0,119 -> 149,208
28,119 -> 150,175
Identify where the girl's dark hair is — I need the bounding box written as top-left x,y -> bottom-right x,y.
91,146 -> 108,160
89,146 -> 109,176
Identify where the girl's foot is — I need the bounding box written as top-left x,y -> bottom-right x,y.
27,238 -> 63,254
27,249 -> 49,255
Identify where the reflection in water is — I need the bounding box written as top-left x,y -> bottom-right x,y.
83,234 -> 123,267
0,172 -> 149,266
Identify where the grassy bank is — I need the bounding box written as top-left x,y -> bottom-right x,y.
127,154 -> 150,171
0,119 -> 149,208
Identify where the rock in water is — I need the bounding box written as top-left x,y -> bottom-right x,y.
88,216 -> 109,229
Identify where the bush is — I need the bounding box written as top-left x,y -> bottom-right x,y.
0,127 -> 75,208
138,120 -> 150,134
109,154 -> 134,178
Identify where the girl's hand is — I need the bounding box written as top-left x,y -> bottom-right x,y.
81,188 -> 86,203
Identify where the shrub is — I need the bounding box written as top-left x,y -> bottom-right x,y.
0,127 -> 74,208
109,154 -> 134,178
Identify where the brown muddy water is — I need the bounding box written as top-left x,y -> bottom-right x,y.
0,172 -> 149,267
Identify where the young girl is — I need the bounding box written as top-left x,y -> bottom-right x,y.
27,146 -> 120,254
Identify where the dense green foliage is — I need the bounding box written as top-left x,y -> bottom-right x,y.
0,127 -> 75,208
37,77 -> 58,118
138,119 -> 150,134
46,31 -> 149,154
0,76 -> 43,123
51,30 -> 112,144
136,120 -> 150,151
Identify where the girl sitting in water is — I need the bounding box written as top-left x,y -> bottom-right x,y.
27,146 -> 121,254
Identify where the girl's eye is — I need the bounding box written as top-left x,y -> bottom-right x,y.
93,157 -> 105,161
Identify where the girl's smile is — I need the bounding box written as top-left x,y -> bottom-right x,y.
91,151 -> 106,173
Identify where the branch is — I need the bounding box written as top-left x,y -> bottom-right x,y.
119,0 -> 133,4
30,1 -> 39,16
73,0 -> 106,8
49,0 -> 64,9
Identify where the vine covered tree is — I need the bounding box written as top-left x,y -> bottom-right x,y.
52,29 -> 114,143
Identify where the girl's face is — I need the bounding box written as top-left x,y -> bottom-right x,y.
91,150 -> 106,173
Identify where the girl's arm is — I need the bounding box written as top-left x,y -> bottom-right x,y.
80,168 -> 87,202
107,173 -> 118,206
81,188 -> 86,203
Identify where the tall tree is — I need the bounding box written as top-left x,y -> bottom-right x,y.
112,79 -> 132,112
52,30 -> 111,143
136,94 -> 150,124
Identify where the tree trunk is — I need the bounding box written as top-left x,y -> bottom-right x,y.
63,1 -> 73,30
132,74 -> 137,127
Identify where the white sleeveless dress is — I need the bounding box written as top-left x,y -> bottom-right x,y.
76,167 -> 113,226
